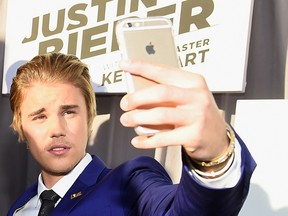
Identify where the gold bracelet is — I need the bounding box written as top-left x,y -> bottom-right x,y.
192,123 -> 235,167
190,152 -> 235,178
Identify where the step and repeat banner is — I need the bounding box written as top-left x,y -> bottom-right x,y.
2,0 -> 254,94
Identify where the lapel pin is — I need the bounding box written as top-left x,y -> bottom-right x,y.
70,191 -> 82,200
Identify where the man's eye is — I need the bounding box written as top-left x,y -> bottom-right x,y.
33,115 -> 46,121
64,110 -> 76,116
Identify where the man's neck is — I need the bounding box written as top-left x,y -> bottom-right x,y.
41,172 -> 66,189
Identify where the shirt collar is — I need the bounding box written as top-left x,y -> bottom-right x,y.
37,153 -> 92,201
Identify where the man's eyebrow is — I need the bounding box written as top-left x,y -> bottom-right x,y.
27,105 -> 79,117
60,105 -> 79,110
28,108 -> 45,117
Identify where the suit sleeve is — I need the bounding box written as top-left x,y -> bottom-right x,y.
122,132 -> 256,216
169,132 -> 256,216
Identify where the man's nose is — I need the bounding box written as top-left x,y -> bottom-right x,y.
49,116 -> 66,138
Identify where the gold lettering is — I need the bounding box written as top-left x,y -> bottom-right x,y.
180,49 -> 210,66
67,32 -> 78,55
91,0 -> 113,22
185,52 -> 197,65
203,39 -> 209,46
111,20 -> 120,52
67,3 -> 88,31
113,70 -> 123,83
22,17 -> 39,43
38,38 -> 63,54
81,24 -> 108,59
198,49 -> 209,63
42,9 -> 65,37
130,0 -> 157,12
117,0 -> 126,16
102,72 -> 112,85
147,4 -> 176,17
179,0 -> 214,34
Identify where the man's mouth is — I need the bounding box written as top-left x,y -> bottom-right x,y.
49,145 -> 71,156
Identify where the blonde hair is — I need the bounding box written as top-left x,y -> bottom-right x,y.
9,52 -> 97,142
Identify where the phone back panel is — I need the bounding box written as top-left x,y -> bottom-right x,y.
116,17 -> 179,92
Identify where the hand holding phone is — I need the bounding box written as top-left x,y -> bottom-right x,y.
116,17 -> 179,136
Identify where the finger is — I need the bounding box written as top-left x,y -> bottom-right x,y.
120,84 -> 208,111
130,126 -> 199,149
130,124 -> 228,162
120,107 -> 195,128
119,59 -> 206,89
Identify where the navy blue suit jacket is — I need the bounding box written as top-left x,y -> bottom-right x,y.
8,134 -> 256,216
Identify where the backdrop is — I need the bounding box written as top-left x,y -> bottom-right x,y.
1,0 -> 288,215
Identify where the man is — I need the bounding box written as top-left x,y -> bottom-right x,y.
7,52 -> 256,215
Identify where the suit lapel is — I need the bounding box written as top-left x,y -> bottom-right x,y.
7,183 -> 38,215
52,155 -> 109,215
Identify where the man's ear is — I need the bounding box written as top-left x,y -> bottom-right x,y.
20,125 -> 27,143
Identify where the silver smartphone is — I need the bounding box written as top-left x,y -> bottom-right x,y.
116,17 -> 180,136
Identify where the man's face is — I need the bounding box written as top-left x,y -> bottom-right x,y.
20,82 -> 89,181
